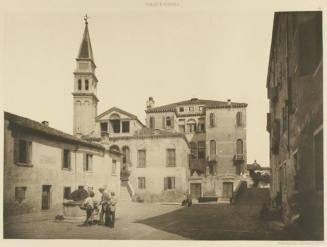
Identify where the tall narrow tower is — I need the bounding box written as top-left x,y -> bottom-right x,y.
73,15 -> 99,137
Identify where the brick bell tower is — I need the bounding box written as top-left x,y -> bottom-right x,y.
73,15 -> 99,137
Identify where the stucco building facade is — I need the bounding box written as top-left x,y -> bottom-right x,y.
145,98 -> 248,201
4,112 -> 121,216
266,12 -> 323,239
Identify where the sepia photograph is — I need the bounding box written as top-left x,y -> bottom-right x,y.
1,0 -> 325,243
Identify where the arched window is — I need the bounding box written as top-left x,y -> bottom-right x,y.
190,142 -> 197,159
85,79 -> 89,90
209,113 -> 215,127
109,145 -> 120,152
78,79 -> 82,90
122,146 -> 130,165
210,140 -> 216,155
236,139 -> 243,154
236,112 -> 242,127
187,119 -> 196,133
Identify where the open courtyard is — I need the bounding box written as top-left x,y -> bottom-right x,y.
4,201 -> 292,240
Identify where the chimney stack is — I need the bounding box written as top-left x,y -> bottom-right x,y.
41,121 -> 49,127
146,97 -> 155,109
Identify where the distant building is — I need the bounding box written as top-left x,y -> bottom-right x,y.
3,112 -> 121,216
145,97 -> 247,200
266,12 -> 323,239
71,19 -> 248,202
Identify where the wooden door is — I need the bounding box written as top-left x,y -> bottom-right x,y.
42,185 -> 51,210
222,182 -> 233,198
190,183 -> 201,199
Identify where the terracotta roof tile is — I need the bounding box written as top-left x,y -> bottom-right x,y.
145,98 -> 247,113
4,112 -> 104,150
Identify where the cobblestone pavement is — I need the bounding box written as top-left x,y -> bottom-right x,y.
3,201 -> 289,240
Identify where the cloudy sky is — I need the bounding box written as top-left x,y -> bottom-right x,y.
2,0 -> 325,166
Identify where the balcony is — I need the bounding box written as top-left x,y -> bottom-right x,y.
189,155 -> 207,173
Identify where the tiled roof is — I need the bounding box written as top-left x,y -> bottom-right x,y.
145,98 -> 247,113
77,23 -> 94,61
4,112 -> 104,150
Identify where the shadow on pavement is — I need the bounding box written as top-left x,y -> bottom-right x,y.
135,204 -> 292,240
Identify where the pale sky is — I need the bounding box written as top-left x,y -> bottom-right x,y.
2,0 -> 325,167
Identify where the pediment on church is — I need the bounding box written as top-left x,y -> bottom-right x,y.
96,107 -> 138,121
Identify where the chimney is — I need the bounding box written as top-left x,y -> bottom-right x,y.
41,121 -> 49,127
146,97 -> 155,109
227,99 -> 231,106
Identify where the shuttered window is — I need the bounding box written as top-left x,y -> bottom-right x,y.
14,139 -> 32,165
138,177 -> 146,189
166,149 -> 176,167
15,187 -> 27,203
164,177 -> 175,190
236,112 -> 242,127
210,140 -> 216,155
198,141 -> 206,159
138,150 -> 146,167
83,153 -> 93,171
62,149 -> 71,169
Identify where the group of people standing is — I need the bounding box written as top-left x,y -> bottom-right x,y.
81,187 -> 118,228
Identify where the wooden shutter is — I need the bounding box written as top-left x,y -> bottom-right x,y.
172,177 -> 175,189
83,153 -> 86,171
171,116 -> 174,128
162,116 -> 165,129
164,177 -> 168,190
27,141 -> 32,164
13,138 -> 19,164
89,155 -> 93,171
68,151 -> 71,169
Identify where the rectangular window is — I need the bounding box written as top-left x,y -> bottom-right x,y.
138,177 -> 146,189
198,141 -> 206,159
83,154 -> 93,171
100,122 -> 108,132
15,139 -> 32,164
189,106 -> 194,112
62,149 -> 71,169
179,107 -> 184,112
63,187 -> 71,199
111,120 -> 120,133
199,106 -> 203,112
15,187 -> 27,203
122,121 -> 130,133
166,149 -> 176,167
138,150 -> 146,167
112,159 -> 117,175
164,177 -> 175,190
